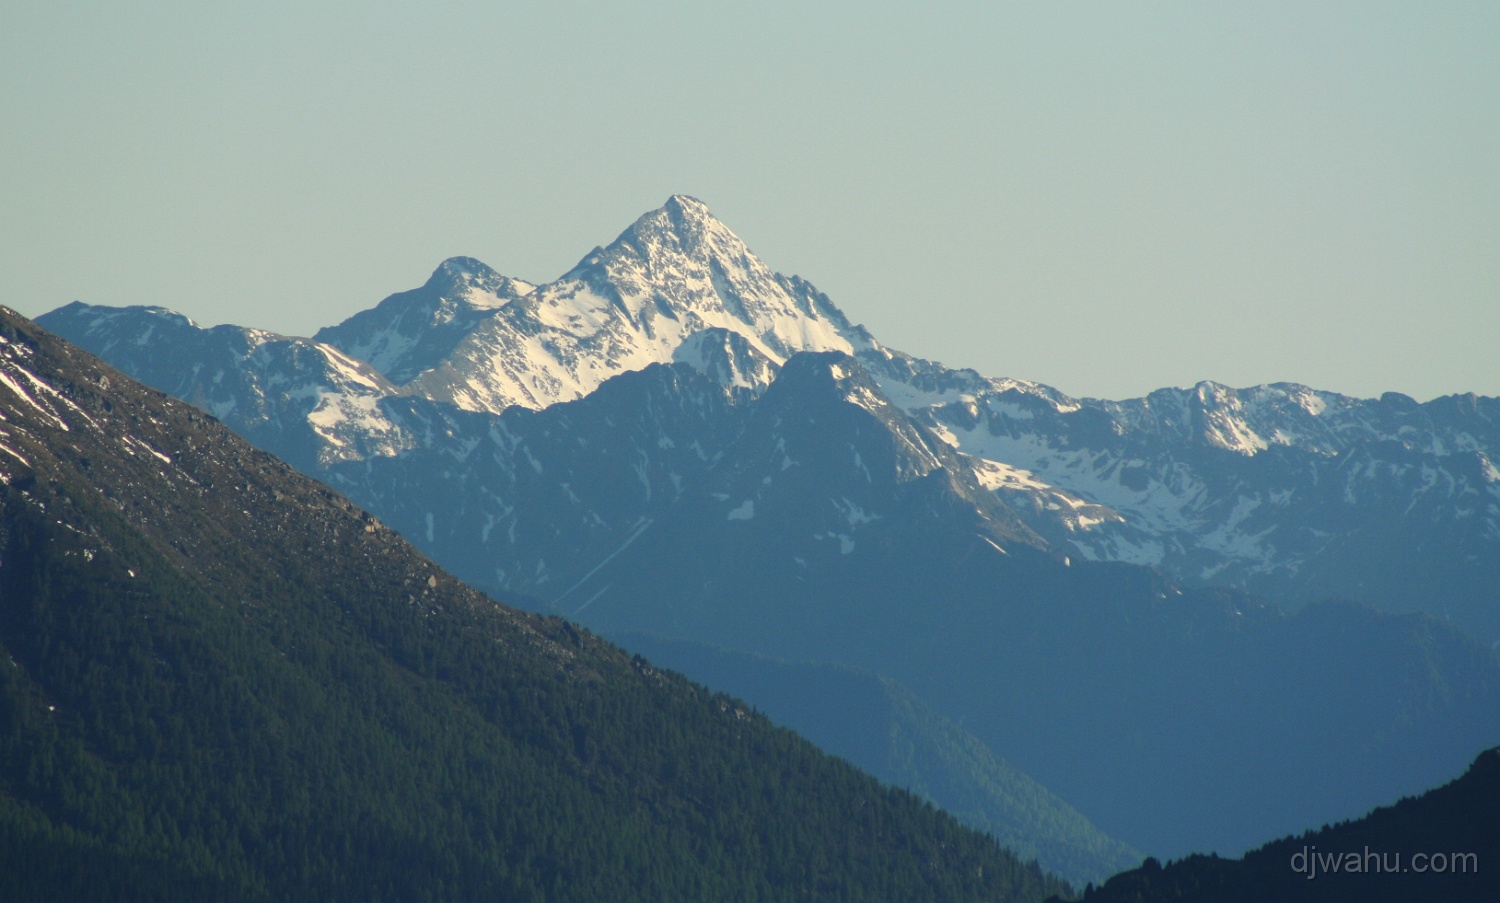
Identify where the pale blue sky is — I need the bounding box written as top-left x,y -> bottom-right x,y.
3,2 -> 1496,401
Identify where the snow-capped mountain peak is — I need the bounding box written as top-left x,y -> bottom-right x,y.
429,255 -> 534,304
314,257 -> 535,385
396,196 -> 874,414
611,194 -> 742,261
556,194 -> 867,359
426,255 -> 536,308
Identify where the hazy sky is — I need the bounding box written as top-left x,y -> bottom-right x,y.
3,2 -> 1496,401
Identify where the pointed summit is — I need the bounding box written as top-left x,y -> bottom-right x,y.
650,194 -> 726,254
580,194 -> 754,279
639,194 -> 719,233
398,197 -> 873,414
665,192 -> 710,214
660,193 -> 714,225
314,257 -> 534,384
423,256 -> 535,307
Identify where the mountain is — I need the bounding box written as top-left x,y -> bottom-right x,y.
904,377 -> 1500,642
36,301 -> 409,472
319,195 -> 871,415
179,328 -> 1500,860
0,305 -> 1070,902
1071,747 -> 1500,902
313,256 -> 536,385
188,349 -> 1132,885
34,196 -> 1500,858
503,351 -> 1500,858
38,196 -> 1500,644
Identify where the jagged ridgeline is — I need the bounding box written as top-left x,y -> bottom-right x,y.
40,195 -> 1500,646
0,308 -> 1069,902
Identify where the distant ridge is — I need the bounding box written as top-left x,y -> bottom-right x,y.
40,196 -> 1500,640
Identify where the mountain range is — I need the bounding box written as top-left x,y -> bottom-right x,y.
42,196 -> 1500,644
36,195 -> 1500,865
0,304 -> 1069,901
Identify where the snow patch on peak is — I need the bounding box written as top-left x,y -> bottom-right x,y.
317,344 -> 387,390
843,383 -> 888,415
1294,388 -> 1328,417
428,257 -> 535,302
1480,453 -> 1500,484
969,457 -> 1050,493
672,328 -> 779,391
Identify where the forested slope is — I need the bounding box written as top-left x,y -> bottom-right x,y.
0,307 -> 1068,902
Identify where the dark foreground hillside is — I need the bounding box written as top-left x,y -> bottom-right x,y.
1069,747 -> 1500,903
0,306 -> 1069,902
